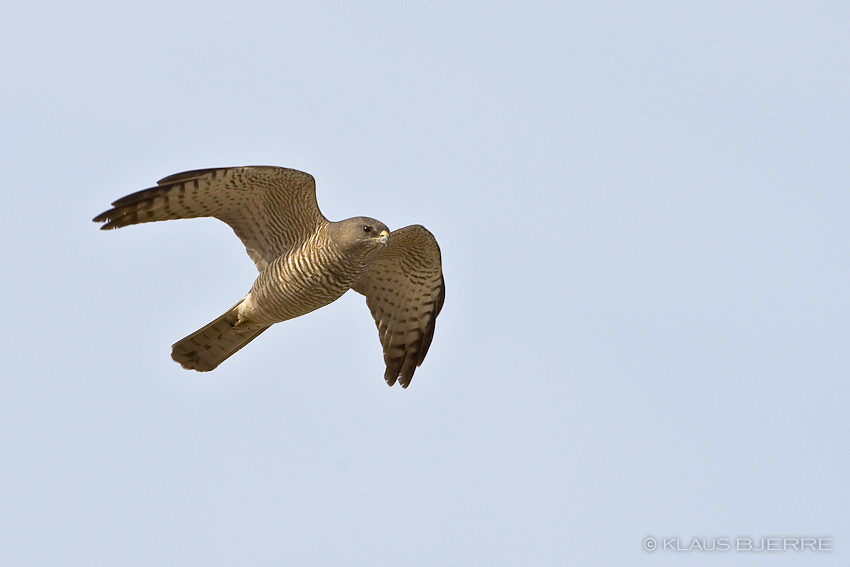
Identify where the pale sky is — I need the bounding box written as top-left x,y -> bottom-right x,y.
1,1 -> 848,565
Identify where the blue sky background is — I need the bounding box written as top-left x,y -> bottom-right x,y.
1,1 -> 848,565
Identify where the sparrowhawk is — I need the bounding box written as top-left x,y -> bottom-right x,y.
93,166 -> 444,388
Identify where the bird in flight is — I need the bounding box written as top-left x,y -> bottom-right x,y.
93,166 -> 444,388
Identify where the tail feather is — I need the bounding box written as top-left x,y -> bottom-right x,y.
171,301 -> 270,371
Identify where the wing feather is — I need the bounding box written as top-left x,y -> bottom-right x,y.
352,225 -> 445,387
92,166 -> 326,270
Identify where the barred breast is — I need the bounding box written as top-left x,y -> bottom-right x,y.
237,227 -> 375,325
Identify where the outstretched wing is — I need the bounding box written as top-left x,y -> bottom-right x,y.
352,225 -> 445,388
93,166 -> 326,271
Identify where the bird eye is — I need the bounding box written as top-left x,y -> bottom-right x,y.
363,226 -> 372,233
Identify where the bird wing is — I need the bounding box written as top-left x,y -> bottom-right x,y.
352,225 -> 445,388
93,166 -> 326,271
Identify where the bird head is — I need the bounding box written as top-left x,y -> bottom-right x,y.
331,217 -> 390,255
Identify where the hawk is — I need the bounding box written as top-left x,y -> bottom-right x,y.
93,166 -> 444,388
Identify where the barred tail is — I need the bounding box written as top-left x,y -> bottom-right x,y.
171,301 -> 270,371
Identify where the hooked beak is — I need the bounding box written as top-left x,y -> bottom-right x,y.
378,229 -> 389,246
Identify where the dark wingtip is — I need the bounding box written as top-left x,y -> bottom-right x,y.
92,210 -> 119,229
385,352 -> 417,389
94,220 -> 118,230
